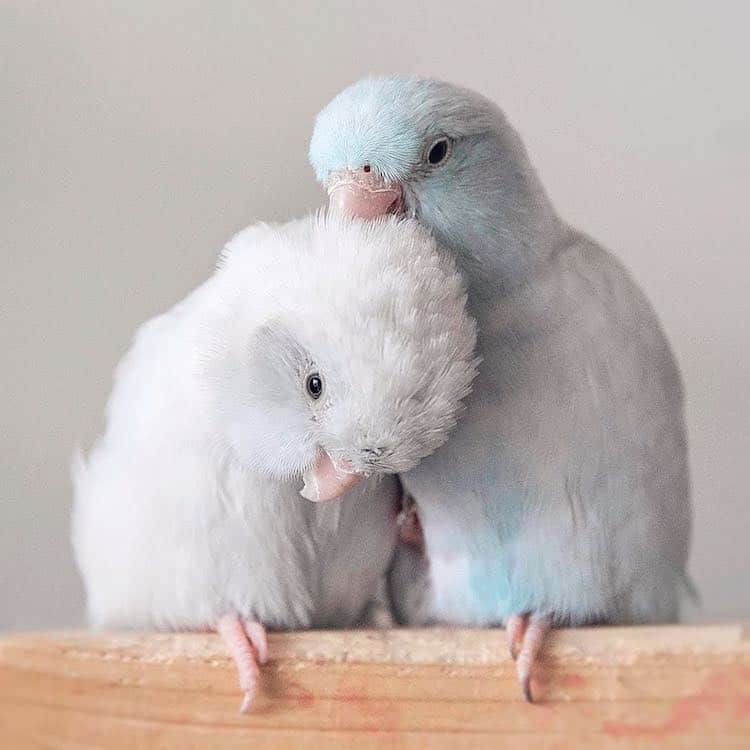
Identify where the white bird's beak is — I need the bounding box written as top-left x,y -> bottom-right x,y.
300,450 -> 363,502
326,168 -> 403,219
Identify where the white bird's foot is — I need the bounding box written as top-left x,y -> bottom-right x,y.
217,613 -> 269,713
505,613 -> 550,703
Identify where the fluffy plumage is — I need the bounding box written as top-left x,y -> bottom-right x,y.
310,77 -> 692,696
72,213 -> 477,705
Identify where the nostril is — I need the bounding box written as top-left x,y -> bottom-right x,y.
362,164 -> 371,173
362,446 -> 385,458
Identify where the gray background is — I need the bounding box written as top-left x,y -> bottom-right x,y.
2,2 -> 748,629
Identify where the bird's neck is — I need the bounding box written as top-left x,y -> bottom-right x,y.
444,129 -> 564,308
450,202 -> 564,319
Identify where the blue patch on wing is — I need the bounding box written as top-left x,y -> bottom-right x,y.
462,471 -> 536,622
467,553 -> 535,622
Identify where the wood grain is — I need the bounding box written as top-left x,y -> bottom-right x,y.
1,625 -> 749,748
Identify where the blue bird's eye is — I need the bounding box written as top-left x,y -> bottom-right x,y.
305,373 -> 324,400
427,137 -> 452,166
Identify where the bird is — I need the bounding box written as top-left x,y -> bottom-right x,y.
72,212 -> 478,712
309,76 -> 692,701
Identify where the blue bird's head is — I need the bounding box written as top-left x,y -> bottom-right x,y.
309,76 -> 557,292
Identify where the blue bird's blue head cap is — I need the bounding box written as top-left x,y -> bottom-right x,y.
309,76 -> 501,184
309,76 -> 557,293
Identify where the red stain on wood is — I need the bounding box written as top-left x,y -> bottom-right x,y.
668,693 -> 722,730
604,668 -> 750,737
335,684 -> 399,731
337,689 -> 367,704
286,680 -> 314,709
559,673 -> 586,688
735,670 -> 750,718
605,694 -> 719,737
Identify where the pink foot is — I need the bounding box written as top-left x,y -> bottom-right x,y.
506,613 -> 550,703
217,613 -> 268,713
506,613 -> 527,661
396,492 -> 424,549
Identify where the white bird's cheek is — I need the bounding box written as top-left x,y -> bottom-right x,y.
222,404 -> 317,480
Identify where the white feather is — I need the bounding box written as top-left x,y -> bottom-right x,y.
71,213 -> 478,631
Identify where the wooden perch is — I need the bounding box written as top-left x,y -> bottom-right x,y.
1,625 -> 748,748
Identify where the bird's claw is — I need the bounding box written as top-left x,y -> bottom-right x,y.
239,690 -> 255,714
506,613 -> 549,703
521,673 -> 534,703
505,613 -> 526,661
218,613 -> 267,714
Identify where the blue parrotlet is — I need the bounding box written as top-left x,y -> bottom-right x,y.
309,76 -> 692,701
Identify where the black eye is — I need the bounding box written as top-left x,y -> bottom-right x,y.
427,138 -> 451,166
305,373 -> 323,400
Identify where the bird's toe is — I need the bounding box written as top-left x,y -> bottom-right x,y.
239,688 -> 255,714
505,613 -> 527,661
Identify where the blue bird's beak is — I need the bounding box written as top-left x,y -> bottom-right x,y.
327,167 -> 403,219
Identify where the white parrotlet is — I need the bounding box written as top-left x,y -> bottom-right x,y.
309,76 -> 692,701
72,213 -> 478,712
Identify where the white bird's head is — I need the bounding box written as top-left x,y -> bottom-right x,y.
203,213 -> 478,501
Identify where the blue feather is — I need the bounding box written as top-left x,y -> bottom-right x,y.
310,76 -> 693,632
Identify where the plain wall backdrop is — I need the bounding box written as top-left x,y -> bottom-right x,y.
2,1 -> 749,629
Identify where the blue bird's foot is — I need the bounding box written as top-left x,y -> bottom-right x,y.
505,613 -> 550,703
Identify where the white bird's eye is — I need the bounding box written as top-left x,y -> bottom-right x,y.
305,372 -> 324,400
426,137 -> 452,166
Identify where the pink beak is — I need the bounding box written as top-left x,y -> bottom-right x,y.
300,450 -> 363,502
327,167 -> 403,219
